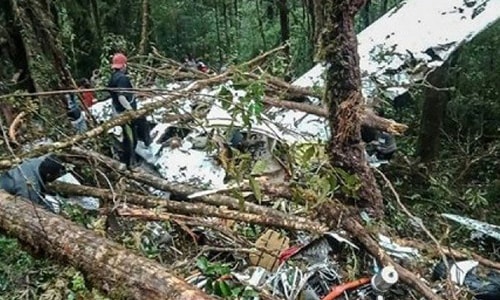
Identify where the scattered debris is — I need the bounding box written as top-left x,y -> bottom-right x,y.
441,213 -> 500,241
433,259 -> 500,300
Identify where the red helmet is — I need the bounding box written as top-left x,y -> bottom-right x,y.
111,53 -> 127,69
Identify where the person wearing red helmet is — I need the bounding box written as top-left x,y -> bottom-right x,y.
107,53 -> 152,167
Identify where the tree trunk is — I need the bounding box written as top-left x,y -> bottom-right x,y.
0,192 -> 214,300
312,0 -> 323,47
2,0 -> 37,92
256,0 -> 268,49
138,0 -> 150,56
277,0 -> 289,50
315,0 -> 384,216
305,0 -> 315,42
9,0 -> 73,90
362,0 -> 371,28
214,0 -> 224,66
416,65 -> 451,163
382,0 -> 389,12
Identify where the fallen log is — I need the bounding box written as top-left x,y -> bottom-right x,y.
48,182 -> 326,233
0,192 -> 214,300
263,97 -> 408,135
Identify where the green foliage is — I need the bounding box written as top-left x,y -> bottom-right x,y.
0,235 -> 105,300
196,256 -> 258,298
446,20 -> 500,141
381,21 -> 500,238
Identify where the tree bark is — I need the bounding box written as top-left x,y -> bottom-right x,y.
277,0 -> 289,54
256,0 -> 268,49
0,192 -> 214,300
138,0 -> 150,56
315,0 -> 384,215
362,0 -> 371,28
214,0 -> 224,65
9,0 -> 73,90
416,65 -> 451,163
2,0 -> 37,92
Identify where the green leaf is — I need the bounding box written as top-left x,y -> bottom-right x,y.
196,256 -> 208,272
217,281 -> 232,297
249,177 -> 263,203
231,286 -> 243,296
302,145 -> 316,162
251,160 -> 267,175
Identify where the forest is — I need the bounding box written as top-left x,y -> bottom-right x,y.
0,0 -> 499,299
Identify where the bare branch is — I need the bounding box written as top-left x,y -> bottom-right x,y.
48,182 -> 327,233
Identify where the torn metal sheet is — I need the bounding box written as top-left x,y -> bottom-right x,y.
267,0 -> 500,141
377,234 -> 421,261
433,259 -> 500,300
441,213 -> 500,241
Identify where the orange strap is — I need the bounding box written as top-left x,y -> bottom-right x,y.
322,277 -> 371,300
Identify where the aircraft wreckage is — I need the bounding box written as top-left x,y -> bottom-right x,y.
26,0 -> 500,299
88,0 -> 500,190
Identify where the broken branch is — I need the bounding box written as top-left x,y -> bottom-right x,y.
8,111 -> 26,146
48,182 -> 326,233
0,75 -> 229,169
69,146 -> 322,227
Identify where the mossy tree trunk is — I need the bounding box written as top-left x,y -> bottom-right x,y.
0,192 -> 214,300
8,0 -> 73,90
416,64 -> 452,164
315,0 -> 384,216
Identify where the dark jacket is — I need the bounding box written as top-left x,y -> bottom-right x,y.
0,154 -> 52,210
107,70 -> 137,113
65,93 -> 82,121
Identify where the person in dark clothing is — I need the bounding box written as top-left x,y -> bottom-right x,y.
65,93 -> 88,133
0,154 -> 66,212
361,125 -> 397,160
107,53 -> 152,167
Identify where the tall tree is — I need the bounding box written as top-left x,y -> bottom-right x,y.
416,60 -> 454,163
138,0 -> 150,56
315,0 -> 384,216
277,0 -> 290,49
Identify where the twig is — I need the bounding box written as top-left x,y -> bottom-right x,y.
200,246 -> 258,255
96,168 -> 116,207
239,45 -> 288,70
8,111 -> 26,146
374,168 -> 458,300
